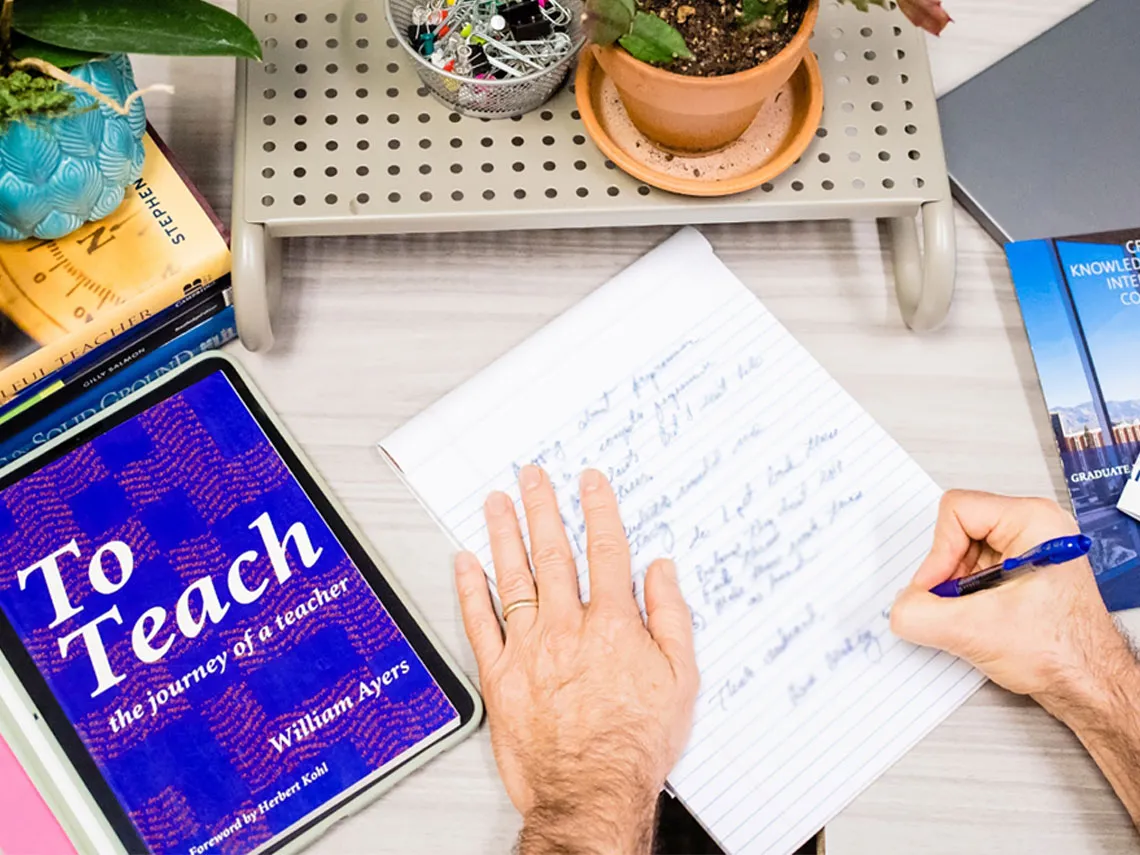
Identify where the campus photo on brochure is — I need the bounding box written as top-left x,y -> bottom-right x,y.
1007,228 -> 1140,612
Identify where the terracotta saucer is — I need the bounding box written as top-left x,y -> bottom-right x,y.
575,50 -> 824,197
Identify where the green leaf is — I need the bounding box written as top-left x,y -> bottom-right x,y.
836,0 -> 887,10
585,0 -> 636,46
619,11 -> 692,63
740,0 -> 786,25
10,33 -> 102,69
13,0 -> 262,60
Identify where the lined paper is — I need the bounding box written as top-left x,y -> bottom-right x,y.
380,228 -> 984,855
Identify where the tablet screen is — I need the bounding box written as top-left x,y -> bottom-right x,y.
0,366 -> 463,854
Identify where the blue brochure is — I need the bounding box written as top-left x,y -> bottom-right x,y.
1007,228 -> 1140,612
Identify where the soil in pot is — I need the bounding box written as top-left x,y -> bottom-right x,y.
642,0 -> 808,76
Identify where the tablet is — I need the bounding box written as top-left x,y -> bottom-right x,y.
0,353 -> 481,855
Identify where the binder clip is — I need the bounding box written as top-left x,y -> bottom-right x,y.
500,1 -> 552,40
468,43 -> 494,76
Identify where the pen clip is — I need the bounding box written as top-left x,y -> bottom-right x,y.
1002,534 -> 1092,571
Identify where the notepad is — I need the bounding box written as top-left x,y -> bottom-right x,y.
379,228 -> 985,855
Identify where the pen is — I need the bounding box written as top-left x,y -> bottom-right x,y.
930,534 -> 1092,598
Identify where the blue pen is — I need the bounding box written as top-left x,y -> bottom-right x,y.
930,534 -> 1092,598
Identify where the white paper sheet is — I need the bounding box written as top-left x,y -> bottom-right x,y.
380,228 -> 984,855
1119,455 -> 1140,523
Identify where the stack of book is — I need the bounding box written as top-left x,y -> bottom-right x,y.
0,128 -> 235,469
0,128 -> 235,847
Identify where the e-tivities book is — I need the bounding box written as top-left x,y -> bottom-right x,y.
0,371 -> 459,854
1007,227 -> 1140,612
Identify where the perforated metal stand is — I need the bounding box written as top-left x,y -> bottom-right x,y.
233,0 -> 956,351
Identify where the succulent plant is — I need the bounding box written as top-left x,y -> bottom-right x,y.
587,0 -> 951,66
0,0 -> 260,240
588,0 -> 694,63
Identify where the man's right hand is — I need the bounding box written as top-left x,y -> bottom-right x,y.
890,490 -> 1128,708
891,490 -> 1140,827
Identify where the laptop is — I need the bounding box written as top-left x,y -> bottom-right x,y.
938,0 -> 1140,243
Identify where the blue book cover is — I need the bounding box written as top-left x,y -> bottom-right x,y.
0,307 -> 237,470
1006,228 -> 1140,612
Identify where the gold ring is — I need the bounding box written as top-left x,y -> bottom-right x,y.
501,598 -> 539,620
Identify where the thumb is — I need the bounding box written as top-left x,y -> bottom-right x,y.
645,559 -> 697,684
889,584 -> 970,654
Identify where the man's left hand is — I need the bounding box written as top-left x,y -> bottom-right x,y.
454,465 -> 699,855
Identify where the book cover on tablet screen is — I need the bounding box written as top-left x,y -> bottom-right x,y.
1006,227 -> 1140,612
0,369 -> 459,854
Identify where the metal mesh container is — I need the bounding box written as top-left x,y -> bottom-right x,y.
386,0 -> 584,118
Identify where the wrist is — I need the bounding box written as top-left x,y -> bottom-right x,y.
1036,622 -> 1139,729
517,784 -> 659,855
1034,623 -> 1140,828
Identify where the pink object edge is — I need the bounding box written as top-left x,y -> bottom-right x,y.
0,731 -> 76,855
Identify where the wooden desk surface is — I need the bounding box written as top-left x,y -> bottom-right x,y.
134,1 -> 1139,851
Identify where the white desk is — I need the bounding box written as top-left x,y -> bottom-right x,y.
133,1 -> 1139,850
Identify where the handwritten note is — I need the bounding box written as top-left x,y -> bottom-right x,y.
380,228 -> 984,855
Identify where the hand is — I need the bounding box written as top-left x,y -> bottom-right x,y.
890,490 -> 1132,717
454,465 -> 699,855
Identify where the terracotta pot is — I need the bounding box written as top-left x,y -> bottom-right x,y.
592,0 -> 820,153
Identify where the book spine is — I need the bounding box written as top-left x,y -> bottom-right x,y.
0,263 -> 229,407
146,123 -> 230,243
60,289 -> 230,400
0,277 -> 232,417
0,307 -> 237,468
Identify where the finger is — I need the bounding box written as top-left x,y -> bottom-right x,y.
912,490 -> 1029,589
912,535 -> 985,590
645,559 -> 698,690
889,584 -> 972,652
890,581 -> 1012,660
484,491 -> 538,633
454,551 -> 504,672
580,469 -> 635,610
518,464 -> 582,619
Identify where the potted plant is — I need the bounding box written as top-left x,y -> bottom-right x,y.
0,0 -> 260,241
585,0 -> 949,153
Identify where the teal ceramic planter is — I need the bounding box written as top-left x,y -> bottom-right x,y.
0,54 -> 147,241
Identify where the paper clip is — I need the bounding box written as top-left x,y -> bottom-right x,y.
540,0 -> 573,27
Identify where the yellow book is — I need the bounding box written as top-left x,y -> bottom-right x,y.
0,132 -> 232,406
